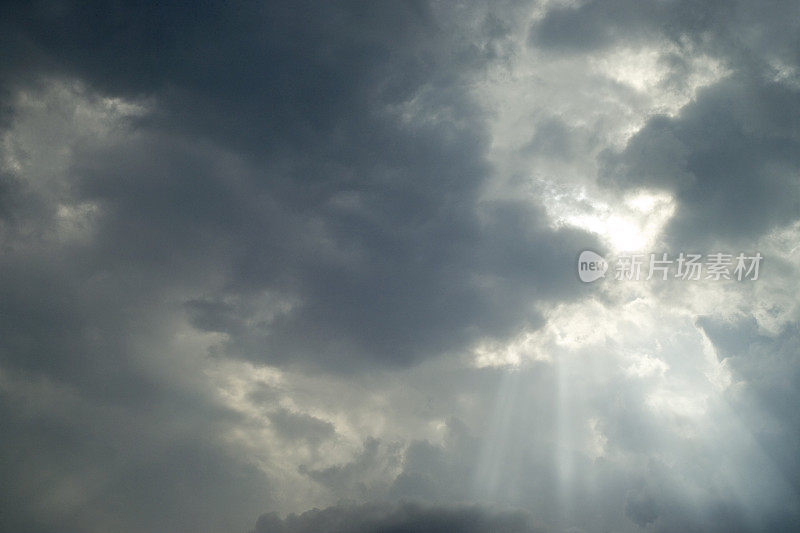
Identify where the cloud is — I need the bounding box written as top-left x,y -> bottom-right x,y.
251,502 -> 541,533
528,0 -> 800,248
0,368 -> 273,532
601,73 -> 800,247
701,316 -> 800,496
268,407 -> 336,445
0,1 -> 603,371
2,1 -> 800,531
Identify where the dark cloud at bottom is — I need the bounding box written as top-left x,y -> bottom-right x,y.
252,502 -> 541,533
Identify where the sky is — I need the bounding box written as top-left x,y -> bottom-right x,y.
1,1 -> 799,531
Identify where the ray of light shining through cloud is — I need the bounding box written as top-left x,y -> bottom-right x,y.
1,2 -> 799,532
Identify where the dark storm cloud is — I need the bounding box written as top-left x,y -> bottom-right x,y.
251,502 -> 541,533
1,0 -> 505,153
529,0 -> 800,247
601,73 -> 800,247
61,74 -> 598,370
530,0 -> 799,61
0,1 -> 596,530
4,0 -> 799,531
0,0 -> 601,369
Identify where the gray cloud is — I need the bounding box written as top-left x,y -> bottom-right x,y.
601,73 -> 800,247
252,502 -> 541,533
0,373 -> 272,532
2,0 -> 800,531
530,0 -> 800,248
0,3 -> 587,530
5,0 -> 597,370
701,317 -> 800,498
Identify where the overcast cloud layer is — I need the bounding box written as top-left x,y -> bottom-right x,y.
1,1 -> 799,532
